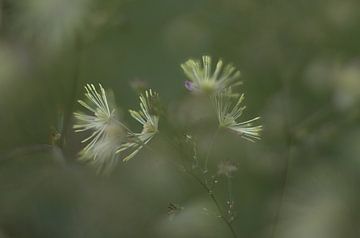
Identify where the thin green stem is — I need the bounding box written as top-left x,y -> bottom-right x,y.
60,35 -> 84,149
160,122 -> 237,237
227,176 -> 233,203
270,134 -> 293,238
209,192 -> 238,238
0,0 -> 3,30
185,170 -> 238,238
0,144 -> 65,166
271,68 -> 293,238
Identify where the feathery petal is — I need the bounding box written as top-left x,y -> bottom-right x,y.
214,93 -> 262,141
181,56 -> 242,95
74,84 -> 125,173
117,89 -> 160,161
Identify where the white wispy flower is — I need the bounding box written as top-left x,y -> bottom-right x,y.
214,92 -> 262,141
74,84 -> 125,173
116,89 -> 159,161
181,55 -> 242,95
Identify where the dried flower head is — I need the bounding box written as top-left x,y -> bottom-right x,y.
74,84 -> 125,173
217,160 -> 238,178
214,92 -> 262,141
117,89 -> 160,161
181,55 -> 242,95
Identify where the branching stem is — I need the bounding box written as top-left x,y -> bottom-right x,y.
186,170 -> 238,238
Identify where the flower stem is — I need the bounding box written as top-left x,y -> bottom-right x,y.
60,35 -> 84,148
271,68 -> 294,238
186,170 -> 238,238
0,0 -> 3,29
270,133 -> 293,238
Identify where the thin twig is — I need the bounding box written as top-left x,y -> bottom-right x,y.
161,123 -> 238,237
0,0 -> 3,30
227,176 -> 233,203
60,35 -> 84,148
271,68 -> 294,238
209,191 -> 238,238
270,134 -> 293,238
185,169 -> 238,238
0,144 -> 66,166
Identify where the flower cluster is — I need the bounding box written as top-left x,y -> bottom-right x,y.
116,90 -> 159,162
181,56 -> 262,141
74,84 -> 125,173
74,84 -> 159,173
74,56 -> 262,173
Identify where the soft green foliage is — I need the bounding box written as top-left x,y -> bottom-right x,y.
1,0 -> 360,237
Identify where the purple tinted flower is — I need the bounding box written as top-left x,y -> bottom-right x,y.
185,80 -> 195,91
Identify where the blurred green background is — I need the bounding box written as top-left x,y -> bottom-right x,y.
0,0 -> 360,237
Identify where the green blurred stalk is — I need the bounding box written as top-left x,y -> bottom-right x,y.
187,170 -> 238,238
60,36 -> 84,149
0,0 -> 3,29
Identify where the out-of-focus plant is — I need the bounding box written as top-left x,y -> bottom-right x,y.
8,0 -> 125,53
74,56 -> 262,237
